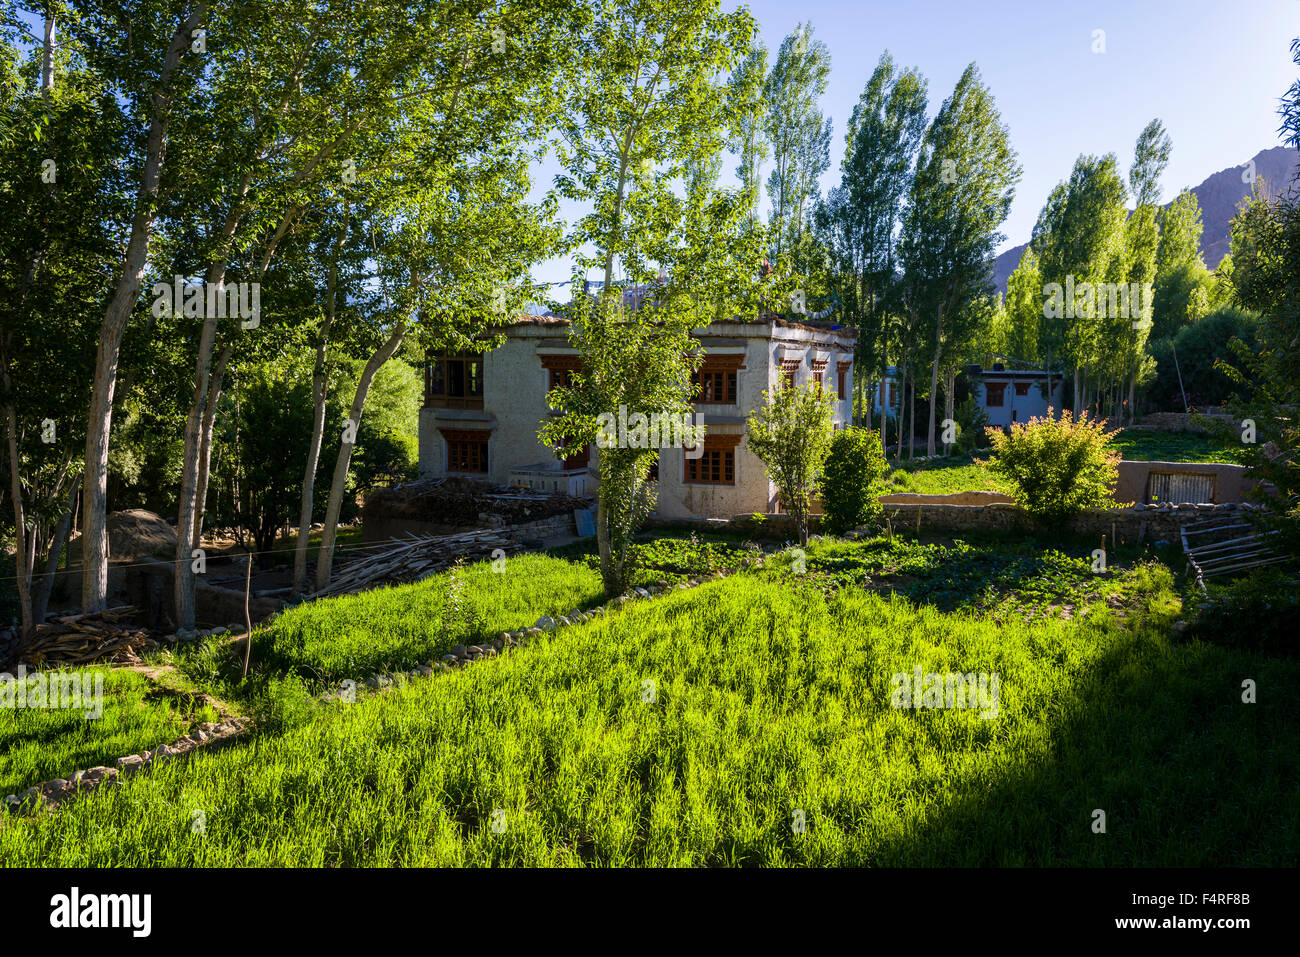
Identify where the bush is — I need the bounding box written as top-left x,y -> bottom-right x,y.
952,396 -> 990,453
820,427 -> 891,534
983,409 -> 1120,521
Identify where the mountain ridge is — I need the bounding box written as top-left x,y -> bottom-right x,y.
990,145 -> 1300,294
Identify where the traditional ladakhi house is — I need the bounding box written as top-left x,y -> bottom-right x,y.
417,312 -> 857,520
965,356 -> 1065,428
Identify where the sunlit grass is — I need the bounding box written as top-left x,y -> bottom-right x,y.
0,666 -> 218,796
3,572 -> 1293,866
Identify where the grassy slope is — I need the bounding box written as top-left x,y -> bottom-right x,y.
3,572 -> 1293,866
243,553 -> 608,686
0,667 -> 218,796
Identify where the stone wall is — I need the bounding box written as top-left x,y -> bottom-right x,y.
362,511 -> 577,546
879,490 -> 1015,506
876,501 -> 1259,545
1134,412 -> 1233,433
1113,460 -> 1258,504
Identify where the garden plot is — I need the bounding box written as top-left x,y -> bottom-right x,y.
0,665 -> 220,798
2,573 -> 1295,866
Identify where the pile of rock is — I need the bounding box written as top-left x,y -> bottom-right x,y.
2,718 -> 247,815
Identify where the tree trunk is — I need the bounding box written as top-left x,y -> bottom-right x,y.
4,401 -> 33,637
40,11 -> 56,91
314,319 -> 409,591
31,472 -> 81,628
908,375 -> 916,461
926,305 -> 944,457
82,6 -> 205,614
192,344 -> 231,549
292,213 -> 346,595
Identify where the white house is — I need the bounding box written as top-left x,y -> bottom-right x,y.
417,312 -> 858,520
967,357 -> 1065,428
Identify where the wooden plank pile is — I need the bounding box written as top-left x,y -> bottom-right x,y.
1180,516 -> 1287,593
313,528 -> 523,598
17,606 -> 159,667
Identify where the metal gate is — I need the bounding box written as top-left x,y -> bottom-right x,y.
1147,471 -> 1216,504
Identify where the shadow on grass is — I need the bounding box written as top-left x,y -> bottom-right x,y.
862,626 -> 1300,866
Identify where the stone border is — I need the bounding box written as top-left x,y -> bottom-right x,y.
325,570 -> 733,696
3,570 -> 736,818
3,716 -> 248,815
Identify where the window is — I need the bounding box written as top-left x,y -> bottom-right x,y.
426,352 -> 484,409
694,369 -> 738,403
780,359 -> 801,390
683,434 -> 741,485
441,429 -> 489,473
811,359 -> 827,389
985,383 -> 1006,408
836,361 -> 851,399
560,443 -> 590,470
1013,381 -> 1031,396
691,355 -> 744,404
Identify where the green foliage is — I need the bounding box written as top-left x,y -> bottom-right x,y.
248,553 -> 606,688
745,381 -> 834,544
0,666 -> 217,796
1147,306 -> 1256,410
1191,569 -> 1300,655
820,427 -> 889,533
4,570 -> 1296,866
984,410 -> 1121,520
544,0 -> 763,594
952,395 -> 990,453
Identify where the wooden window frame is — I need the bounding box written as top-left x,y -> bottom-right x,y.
1013,381 -> 1031,396
780,359 -> 801,390
683,433 -> 741,486
440,428 -> 490,474
985,382 -> 1006,408
810,358 -> 828,389
836,361 -> 851,399
691,354 -> 744,405
426,352 -> 484,409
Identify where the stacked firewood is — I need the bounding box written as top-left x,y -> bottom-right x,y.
313,529 -> 523,598
16,606 -> 159,667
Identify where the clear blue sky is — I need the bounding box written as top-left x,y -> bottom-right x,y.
531,0 -> 1300,297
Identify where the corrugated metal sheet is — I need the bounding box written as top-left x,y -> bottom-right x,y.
1147,471 -> 1216,504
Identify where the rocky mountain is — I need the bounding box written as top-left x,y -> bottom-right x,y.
990,146 -> 1300,294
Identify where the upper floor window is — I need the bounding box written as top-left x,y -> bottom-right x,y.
837,361 -> 851,399
811,359 -> 827,389
427,352 -> 483,409
541,354 -> 583,408
985,383 -> 1006,408
690,354 -> 744,405
780,359 -> 801,391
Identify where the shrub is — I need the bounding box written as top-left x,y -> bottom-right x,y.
820,427 -> 890,534
983,409 -> 1120,521
952,396 -> 990,453
745,381 -> 835,545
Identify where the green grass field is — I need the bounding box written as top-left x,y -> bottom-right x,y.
2,560 -> 1294,866
229,553 -> 609,688
0,666 -> 218,797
